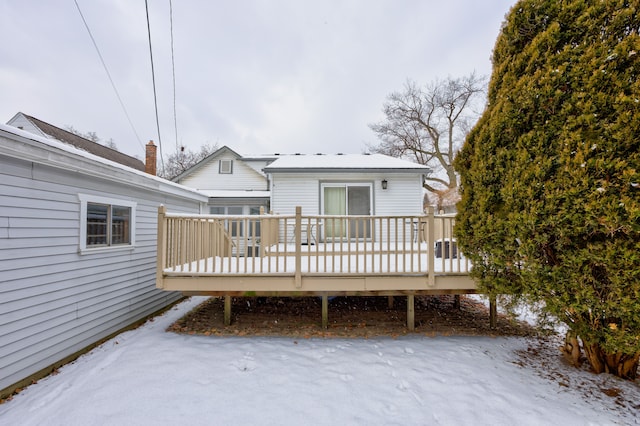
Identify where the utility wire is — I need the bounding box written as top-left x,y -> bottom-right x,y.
145,0 -> 165,175
169,0 -> 179,153
73,0 -> 145,153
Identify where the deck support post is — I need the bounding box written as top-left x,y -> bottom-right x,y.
454,294 -> 461,309
321,294 -> 328,329
388,296 -> 394,309
489,296 -> 497,330
224,296 -> 232,326
407,294 -> 415,331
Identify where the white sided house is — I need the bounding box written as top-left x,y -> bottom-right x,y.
264,153 -> 430,219
0,123 -> 207,399
172,145 -> 276,216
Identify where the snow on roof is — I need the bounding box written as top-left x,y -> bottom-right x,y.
0,123 -> 207,201
263,153 -> 431,173
17,113 -> 146,171
198,190 -> 270,198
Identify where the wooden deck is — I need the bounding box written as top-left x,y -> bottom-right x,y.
156,206 -> 480,329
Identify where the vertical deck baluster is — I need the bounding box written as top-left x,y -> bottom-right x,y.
448,216 -> 455,272
177,218 -> 183,272
204,219 -> 210,273
427,207 -> 435,287
226,218 -> 233,273
363,217 -> 368,274
332,217 -> 336,272
171,218 -> 175,270
354,217 -> 360,273
323,217 -> 329,273
194,219 -> 200,273
415,216 -> 421,273
178,218 -> 184,272
242,217 -> 248,274
295,207 -> 302,288
402,217 -> 407,273
306,217 -> 311,273
385,217 -> 390,273
281,217 -> 287,273
314,218 -> 320,273
394,218 -> 399,273
186,219 -> 191,272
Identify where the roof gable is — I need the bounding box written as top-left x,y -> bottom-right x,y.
171,145 -> 241,181
172,145 -> 277,182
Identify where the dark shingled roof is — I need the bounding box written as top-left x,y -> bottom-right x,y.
23,114 -> 145,171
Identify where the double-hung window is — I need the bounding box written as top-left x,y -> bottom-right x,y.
79,194 -> 136,253
219,159 -> 233,174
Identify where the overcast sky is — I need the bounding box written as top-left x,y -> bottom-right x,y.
1,0 -> 515,161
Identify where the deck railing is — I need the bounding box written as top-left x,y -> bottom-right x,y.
157,206 -> 470,287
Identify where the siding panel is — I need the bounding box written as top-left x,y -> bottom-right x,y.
0,135 -> 203,396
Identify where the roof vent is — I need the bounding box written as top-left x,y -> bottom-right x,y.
295,153 -> 301,155
337,153 -> 344,155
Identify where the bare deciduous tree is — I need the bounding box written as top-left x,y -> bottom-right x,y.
159,143 -> 219,180
368,73 -> 486,207
65,125 -> 118,150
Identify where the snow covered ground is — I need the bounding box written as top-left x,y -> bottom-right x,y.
1,297 -> 638,425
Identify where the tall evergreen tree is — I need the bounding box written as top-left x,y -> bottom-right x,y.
455,0 -> 640,379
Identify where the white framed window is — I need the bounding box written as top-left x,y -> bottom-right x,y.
78,194 -> 136,254
219,159 -> 233,174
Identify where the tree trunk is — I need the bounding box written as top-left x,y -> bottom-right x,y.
560,331 -> 581,367
582,341 -> 640,380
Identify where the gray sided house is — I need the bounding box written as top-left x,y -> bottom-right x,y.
0,123 -> 207,398
172,145 -> 276,215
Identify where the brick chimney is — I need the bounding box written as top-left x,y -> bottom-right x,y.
145,140 -> 157,175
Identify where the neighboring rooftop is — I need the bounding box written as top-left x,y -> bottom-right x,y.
263,153 -> 431,173
6,112 -> 145,171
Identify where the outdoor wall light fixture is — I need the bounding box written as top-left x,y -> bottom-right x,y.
381,179 -> 388,190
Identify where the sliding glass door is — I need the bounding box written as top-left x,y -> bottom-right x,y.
322,183 -> 372,239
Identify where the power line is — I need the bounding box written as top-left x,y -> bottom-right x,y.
144,0 -> 165,175
73,0 -> 145,153
169,0 -> 179,153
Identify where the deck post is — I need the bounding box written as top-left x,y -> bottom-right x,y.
388,296 -> 394,308
321,294 -> 328,329
427,207 -> 435,287
407,294 -> 415,331
156,205 -> 167,289
224,296 -> 232,326
294,206 -> 302,288
489,296 -> 497,330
